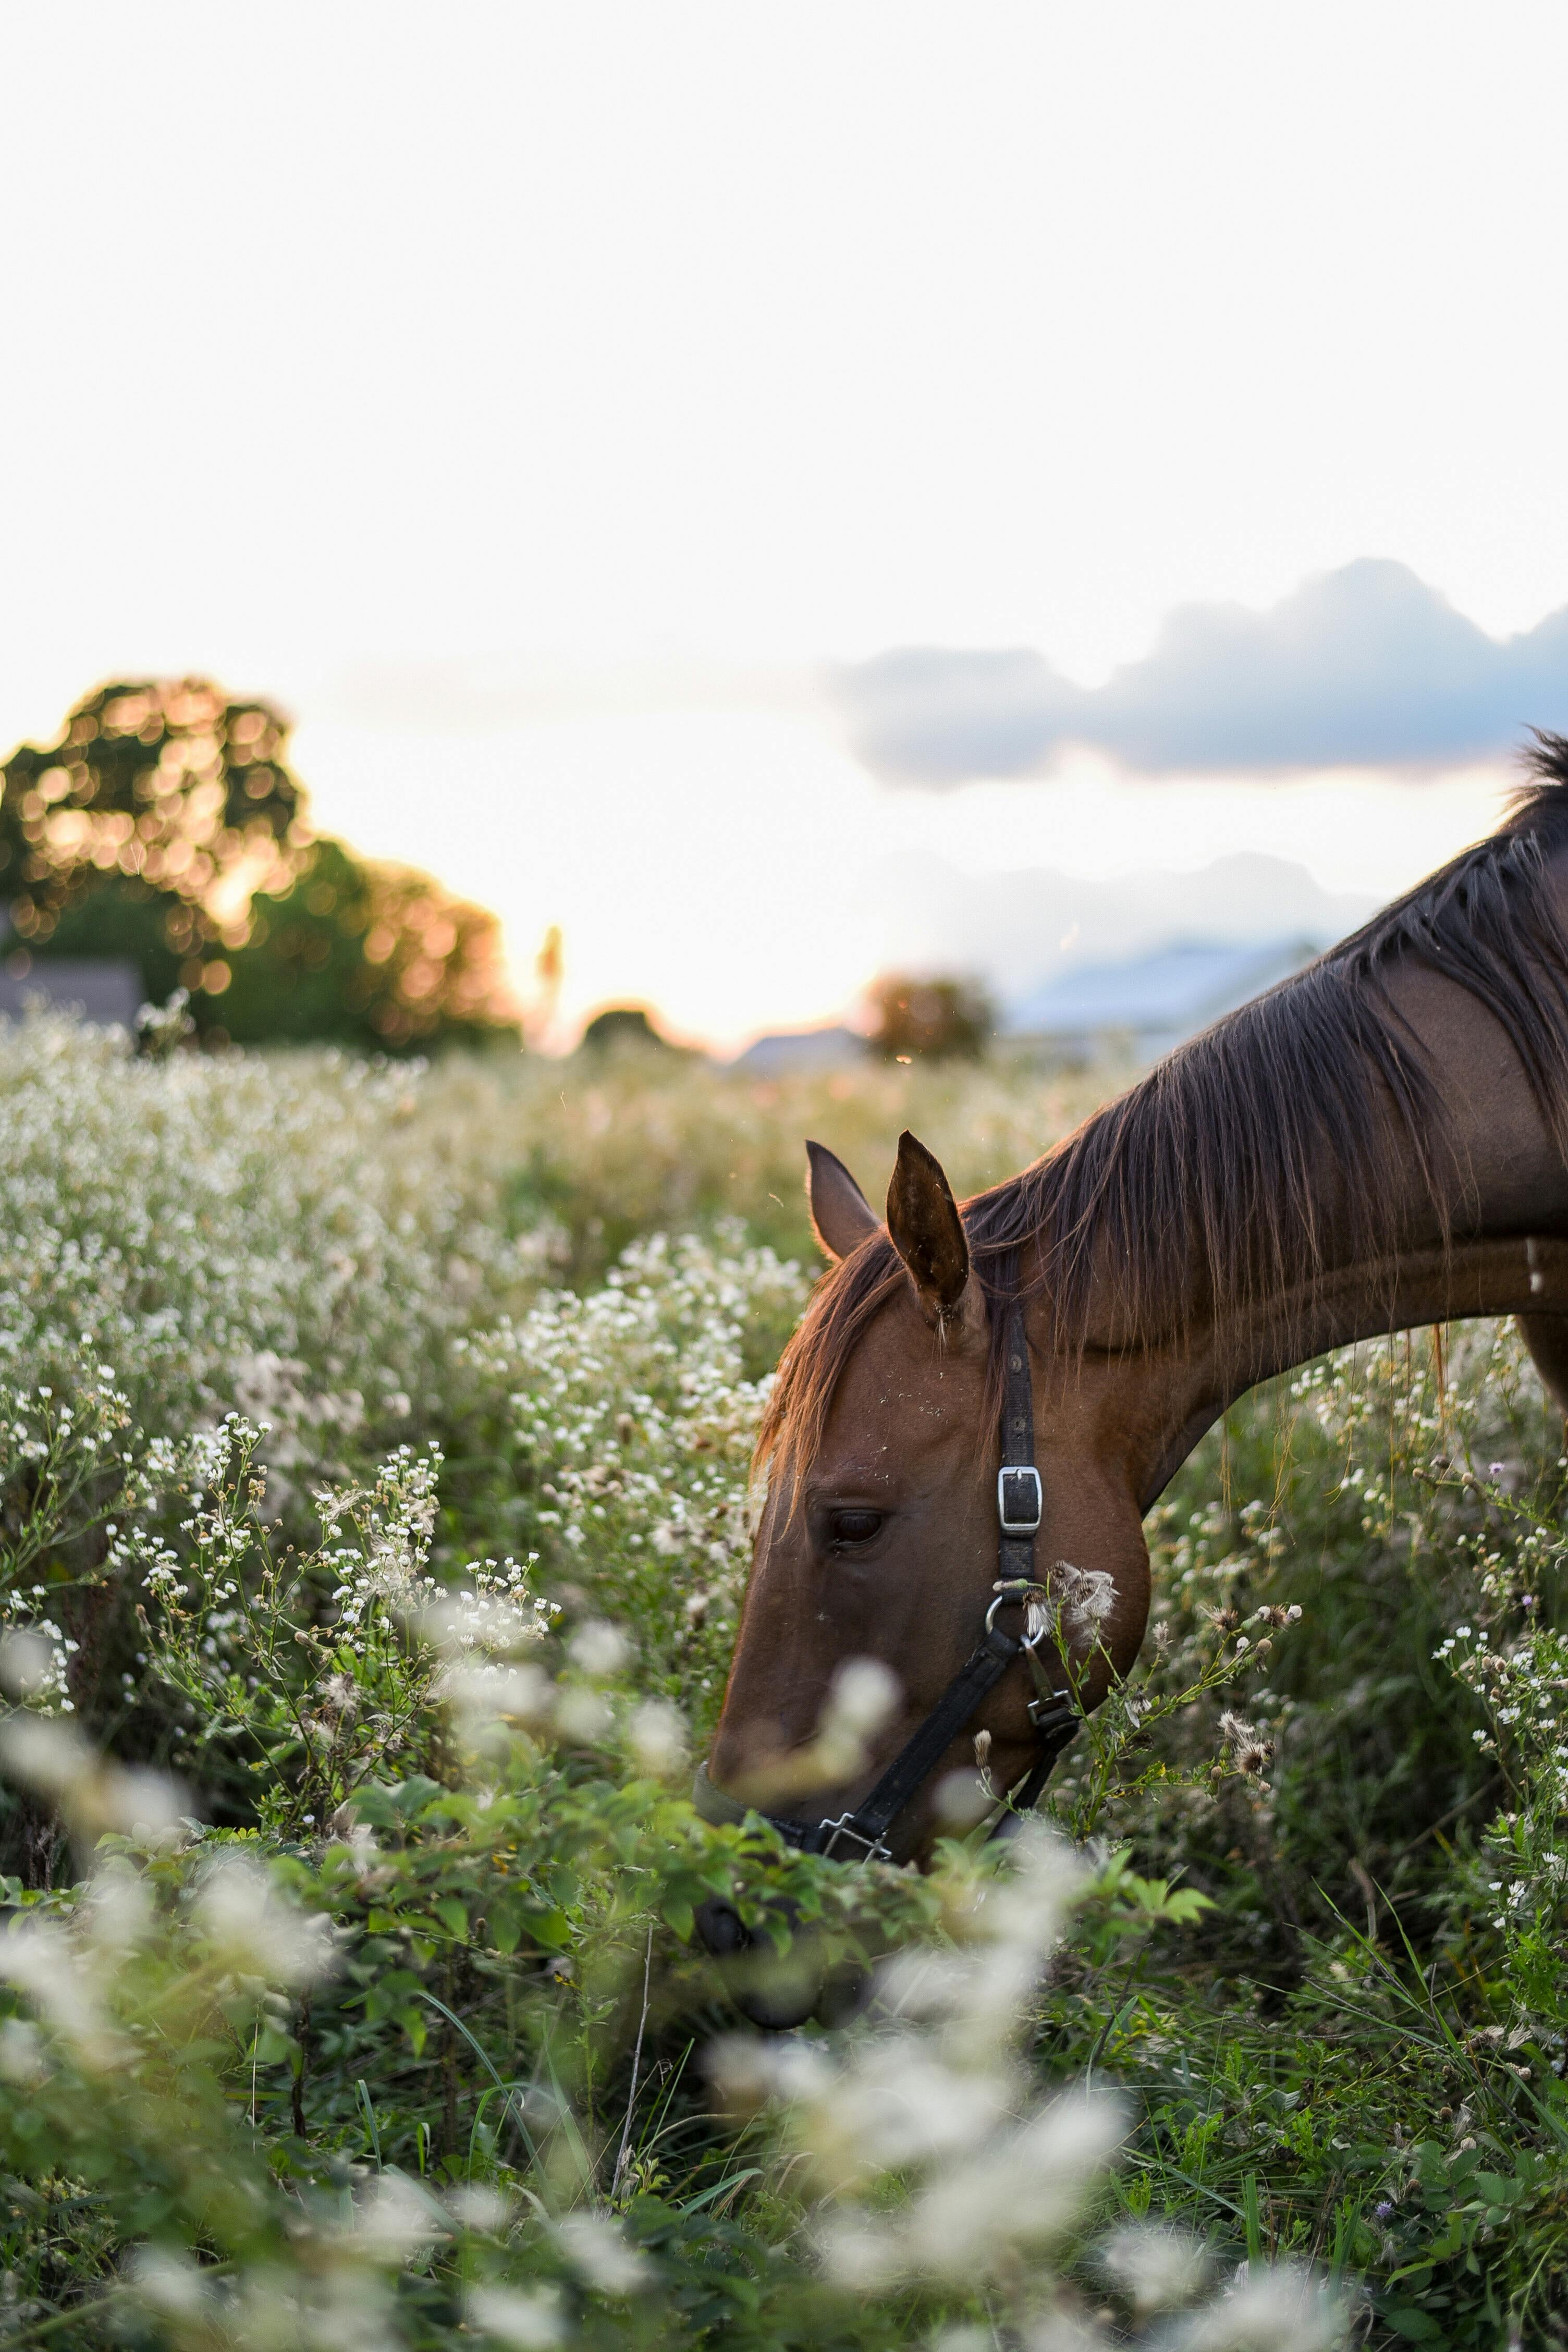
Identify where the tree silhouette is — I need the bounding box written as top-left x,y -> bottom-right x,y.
1,680 -> 519,1051
0,679 -> 300,946
867,972 -> 994,1060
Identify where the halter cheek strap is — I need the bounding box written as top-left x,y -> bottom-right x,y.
996,1296 -> 1079,1785
692,1297 -> 1079,1864
998,1295 -> 1044,1579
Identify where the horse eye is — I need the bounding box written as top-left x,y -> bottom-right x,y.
828,1508 -> 884,1547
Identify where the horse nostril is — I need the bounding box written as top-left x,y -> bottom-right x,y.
814,1962 -> 871,2029
695,1898 -> 751,1957
697,1897 -> 844,2031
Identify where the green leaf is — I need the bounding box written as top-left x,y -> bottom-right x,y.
341,1783 -> 400,1829
1382,2302 -> 1444,2342
389,1775 -> 446,1820
527,1907 -> 573,1951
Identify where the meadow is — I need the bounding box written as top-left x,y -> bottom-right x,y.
1,1016 -> 1565,2349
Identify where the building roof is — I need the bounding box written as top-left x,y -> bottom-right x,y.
731,1024 -> 868,1074
0,959 -> 142,1030
1007,937 -> 1319,1047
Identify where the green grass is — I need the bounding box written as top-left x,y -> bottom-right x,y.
1,1027 -> 1566,2347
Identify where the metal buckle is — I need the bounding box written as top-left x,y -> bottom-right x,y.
997,1464 -> 1043,1534
815,1812 -> 892,1864
1027,1692 -> 1076,1737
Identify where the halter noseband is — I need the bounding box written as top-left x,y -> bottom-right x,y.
692,1296 -> 1080,1864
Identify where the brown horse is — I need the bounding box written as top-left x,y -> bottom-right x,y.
699,734 -> 1568,1895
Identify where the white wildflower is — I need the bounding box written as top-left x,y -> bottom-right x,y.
1025,2320 -> 1108,2352
553,1686 -> 613,1744
972,1821 -> 1087,1962
0,1626 -> 70,1707
707,2030 -> 831,2118
130,2247 -> 212,2318
468,2285 -> 568,2348
0,1919 -> 123,2068
828,1657 -> 901,1738
554,2212 -> 654,2295
801,2035 -> 1012,2189
628,1698 -> 688,1774
813,2213 -> 905,2291
1100,2221 -> 1210,2311
95,1765 -> 186,1840
798,1655 -> 900,1787
1051,1560 -> 1117,1638
194,1854 -> 337,1987
0,1710 -> 91,1795
906,2091 -> 1126,2277
354,2172 -> 448,2260
80,1863 -> 155,1953
0,2017 -> 46,2086
439,1658 -> 554,1735
446,2185 -> 513,2234
570,1619 -> 630,1676
1171,2264 -> 1345,2351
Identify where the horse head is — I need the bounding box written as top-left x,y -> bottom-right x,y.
695,1131 -> 1154,2002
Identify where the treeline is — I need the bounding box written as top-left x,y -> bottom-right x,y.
0,679 -> 519,1051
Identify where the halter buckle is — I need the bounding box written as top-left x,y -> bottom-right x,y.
814,1812 -> 892,1863
997,1464 -> 1043,1534
1028,1692 -> 1077,1739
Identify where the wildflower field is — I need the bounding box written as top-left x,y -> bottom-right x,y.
2,1019 -> 1566,2349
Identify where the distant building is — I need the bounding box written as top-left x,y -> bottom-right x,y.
731,1024 -> 869,1075
0,958 -> 142,1029
1005,937 -> 1320,1062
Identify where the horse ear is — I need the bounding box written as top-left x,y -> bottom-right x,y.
805,1139 -> 881,1260
886,1130 -> 971,1321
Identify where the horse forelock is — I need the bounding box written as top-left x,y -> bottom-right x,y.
757,740 -> 1568,1486
753,1236 -> 903,1496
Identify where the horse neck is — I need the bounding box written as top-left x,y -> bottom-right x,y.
1070,946 -> 1568,1510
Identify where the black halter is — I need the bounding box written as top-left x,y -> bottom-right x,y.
692,1295 -> 1080,1863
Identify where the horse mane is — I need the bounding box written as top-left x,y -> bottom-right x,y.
757,732 -> 1568,1486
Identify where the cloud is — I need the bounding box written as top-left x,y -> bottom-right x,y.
834,560 -> 1568,782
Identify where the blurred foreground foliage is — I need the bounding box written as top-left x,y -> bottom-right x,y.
1,680 -> 519,1051
0,1025 -> 1565,2343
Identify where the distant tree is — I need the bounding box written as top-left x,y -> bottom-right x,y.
578,1004 -> 681,1054
867,972 -> 994,1060
217,838 -> 518,1051
0,679 -> 300,946
1,680 -> 519,1051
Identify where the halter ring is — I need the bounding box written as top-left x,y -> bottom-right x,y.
987,1578 -> 1051,1650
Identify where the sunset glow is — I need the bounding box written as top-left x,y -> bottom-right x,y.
3,6 -> 1565,1043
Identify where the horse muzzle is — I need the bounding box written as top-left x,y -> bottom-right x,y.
694,1897 -> 867,2030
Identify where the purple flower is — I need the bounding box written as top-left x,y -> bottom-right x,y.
1374,2199 -> 1395,2223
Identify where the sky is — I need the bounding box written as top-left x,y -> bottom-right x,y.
3,5 -> 1568,1046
